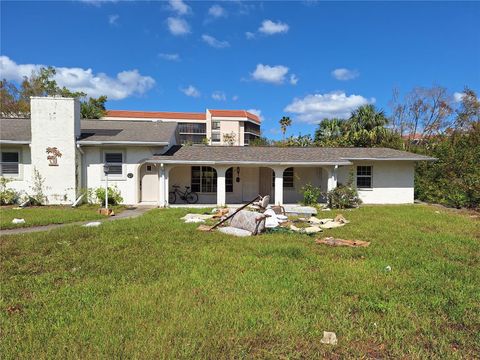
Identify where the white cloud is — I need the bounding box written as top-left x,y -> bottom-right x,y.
201,34 -> 230,48
289,74 -> 299,85
208,4 -> 227,18
108,14 -> 119,25
258,19 -> 289,35
331,68 -> 359,81
0,55 -> 155,100
453,92 -> 465,102
168,0 -> 190,15
284,91 -> 375,123
211,91 -> 226,101
251,64 -> 290,85
181,85 -> 200,97
232,95 -> 239,101
167,17 -> 190,36
80,0 -> 117,7
158,53 -> 180,61
245,31 -> 255,40
247,108 -> 264,122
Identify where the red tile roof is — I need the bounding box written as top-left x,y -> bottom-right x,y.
105,110 -> 206,120
209,110 -> 261,123
105,109 -> 261,123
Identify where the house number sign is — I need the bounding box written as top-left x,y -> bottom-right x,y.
46,147 -> 62,166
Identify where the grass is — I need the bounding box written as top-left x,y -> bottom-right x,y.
0,205 -> 479,358
0,205 -> 124,230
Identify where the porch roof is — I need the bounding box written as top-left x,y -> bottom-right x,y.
150,145 -> 435,166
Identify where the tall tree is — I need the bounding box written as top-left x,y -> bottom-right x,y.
0,67 -> 107,119
344,104 -> 392,147
279,116 -> 292,142
314,118 -> 345,144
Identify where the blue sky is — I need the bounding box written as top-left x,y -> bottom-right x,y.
1,0 -> 479,138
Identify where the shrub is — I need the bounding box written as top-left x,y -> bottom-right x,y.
0,177 -> 20,205
95,186 -> 123,206
300,183 -> 322,205
29,168 -> 47,205
326,184 -> 362,209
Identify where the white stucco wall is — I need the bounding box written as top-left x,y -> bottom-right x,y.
337,161 -> 415,204
82,146 -> 165,205
0,145 -> 32,196
30,97 -> 80,204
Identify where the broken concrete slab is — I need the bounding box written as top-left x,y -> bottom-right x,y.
181,214 -> 214,223
320,331 -> 338,345
218,226 -> 252,237
316,237 -> 370,247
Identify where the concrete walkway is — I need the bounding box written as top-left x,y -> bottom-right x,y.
0,205 -> 156,236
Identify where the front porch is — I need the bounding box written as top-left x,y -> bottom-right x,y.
140,163 -> 341,207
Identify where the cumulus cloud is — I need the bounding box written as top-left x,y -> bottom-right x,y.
289,74 -> 299,85
168,0 -> 190,15
247,108 -> 264,122
201,34 -> 230,48
258,19 -> 289,35
245,31 -> 255,40
0,55 -> 155,100
284,91 -> 375,123
208,4 -> 227,18
181,85 -> 200,97
167,17 -> 190,35
331,68 -> 359,81
251,64 -> 292,85
108,14 -> 119,25
158,53 -> 180,61
211,91 -> 226,101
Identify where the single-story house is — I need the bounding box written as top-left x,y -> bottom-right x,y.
0,97 -> 434,206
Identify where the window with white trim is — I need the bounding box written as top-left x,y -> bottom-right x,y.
212,120 -> 221,130
356,166 -> 372,188
1,152 -> 19,176
211,133 -> 221,143
104,152 -> 123,176
191,166 -> 217,193
272,167 -> 294,188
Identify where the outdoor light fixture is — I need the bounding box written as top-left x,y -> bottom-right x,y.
236,167 -> 240,182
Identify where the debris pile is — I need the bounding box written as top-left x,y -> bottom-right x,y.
315,237 -> 370,247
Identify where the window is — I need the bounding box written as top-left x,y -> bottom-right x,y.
211,133 -> 221,143
0,152 -> 19,176
146,165 -> 153,173
105,152 -> 123,176
178,123 -> 206,134
212,120 -> 220,130
191,166 -> 217,193
272,167 -> 294,188
179,134 -> 206,144
356,166 -> 372,188
226,168 -> 233,193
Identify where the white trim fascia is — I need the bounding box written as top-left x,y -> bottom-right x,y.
149,160 -> 353,166
0,140 -> 30,145
77,140 -> 169,146
343,157 -> 436,161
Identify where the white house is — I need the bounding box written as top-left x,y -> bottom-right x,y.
0,97 -> 434,206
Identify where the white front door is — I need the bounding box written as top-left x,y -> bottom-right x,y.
140,164 -> 158,202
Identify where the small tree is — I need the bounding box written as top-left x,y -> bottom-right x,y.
279,116 -> 292,142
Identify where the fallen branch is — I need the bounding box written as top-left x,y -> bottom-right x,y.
315,237 -> 370,247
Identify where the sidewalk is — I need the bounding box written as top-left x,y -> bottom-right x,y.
0,205 -> 156,236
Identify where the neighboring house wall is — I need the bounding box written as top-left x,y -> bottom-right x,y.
83,146 -> 166,205
30,97 -> 80,204
337,161 -> 415,204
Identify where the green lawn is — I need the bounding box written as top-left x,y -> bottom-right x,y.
1,205 -> 479,358
0,205 -> 123,230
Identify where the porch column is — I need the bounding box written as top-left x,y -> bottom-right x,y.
273,166 -> 286,205
158,164 -> 165,208
164,166 -> 170,207
216,166 -> 227,206
327,165 -> 338,192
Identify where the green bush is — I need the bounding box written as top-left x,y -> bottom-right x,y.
326,184 -> 362,209
300,183 -> 322,205
95,186 -> 123,206
0,177 -> 19,205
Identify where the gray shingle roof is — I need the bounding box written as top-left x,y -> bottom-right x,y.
0,118 -> 177,144
152,145 -> 435,165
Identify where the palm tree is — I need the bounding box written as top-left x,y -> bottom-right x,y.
315,118 -> 345,143
279,116 -> 292,142
346,104 -> 389,147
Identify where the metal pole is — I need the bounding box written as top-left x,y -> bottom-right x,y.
105,173 -> 108,210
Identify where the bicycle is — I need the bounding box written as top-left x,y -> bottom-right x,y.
169,185 -> 199,204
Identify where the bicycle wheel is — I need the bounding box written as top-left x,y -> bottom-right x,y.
168,192 -> 176,204
185,192 -> 198,204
